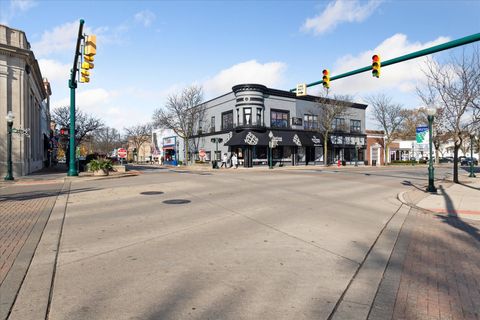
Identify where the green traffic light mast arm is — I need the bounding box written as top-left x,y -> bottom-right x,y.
69,19 -> 84,87
290,32 -> 480,92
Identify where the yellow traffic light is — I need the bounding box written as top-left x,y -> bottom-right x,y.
82,61 -> 93,69
322,69 -> 330,89
84,35 -> 96,56
372,54 -> 381,78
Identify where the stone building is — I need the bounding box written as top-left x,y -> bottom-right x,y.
0,24 -> 52,177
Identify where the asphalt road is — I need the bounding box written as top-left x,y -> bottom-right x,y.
43,165 -> 452,319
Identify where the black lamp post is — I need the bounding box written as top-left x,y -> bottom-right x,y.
426,107 -> 437,192
4,111 -> 14,181
210,138 -> 223,169
469,133 -> 476,178
354,142 -> 358,167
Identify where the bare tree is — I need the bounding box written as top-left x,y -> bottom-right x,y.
52,106 -> 104,146
419,48 -> 480,183
366,94 -> 406,165
152,85 -> 206,165
314,94 -> 353,166
124,123 -> 152,163
92,127 -> 123,155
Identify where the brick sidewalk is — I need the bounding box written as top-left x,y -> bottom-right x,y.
0,196 -> 54,285
371,211 -> 480,320
0,182 -> 63,319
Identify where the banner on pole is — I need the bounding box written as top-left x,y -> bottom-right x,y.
416,126 -> 429,144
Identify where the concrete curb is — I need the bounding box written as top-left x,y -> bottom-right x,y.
7,181 -> 71,320
330,200 -> 410,320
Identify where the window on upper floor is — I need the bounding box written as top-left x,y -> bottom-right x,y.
304,114 -> 318,130
210,116 -> 215,133
332,118 -> 346,132
243,108 -> 252,125
256,108 -> 262,125
222,111 -> 233,130
271,109 -> 289,128
350,119 -> 361,133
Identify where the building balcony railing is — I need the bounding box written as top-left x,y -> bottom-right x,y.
234,121 -> 266,130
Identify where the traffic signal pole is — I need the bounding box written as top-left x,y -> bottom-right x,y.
68,19 -> 85,176
290,33 -> 480,92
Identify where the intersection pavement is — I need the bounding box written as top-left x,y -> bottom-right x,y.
0,164 -> 479,319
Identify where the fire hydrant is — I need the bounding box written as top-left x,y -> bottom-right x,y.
337,159 -> 341,168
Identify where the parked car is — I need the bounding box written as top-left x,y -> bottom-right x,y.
460,157 -> 478,166
439,157 -> 453,163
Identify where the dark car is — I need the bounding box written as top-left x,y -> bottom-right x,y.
460,157 -> 478,166
439,157 -> 453,163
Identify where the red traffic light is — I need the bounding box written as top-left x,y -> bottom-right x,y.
60,128 -> 68,135
372,54 -> 381,78
322,69 -> 330,89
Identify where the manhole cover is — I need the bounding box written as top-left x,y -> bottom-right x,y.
140,191 -> 164,195
163,199 -> 191,204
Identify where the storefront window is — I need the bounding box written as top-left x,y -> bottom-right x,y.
222,111 -> 233,130
271,110 -> 289,128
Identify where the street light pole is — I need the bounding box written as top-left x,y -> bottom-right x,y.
4,111 -> 14,181
426,108 -> 437,192
354,142 -> 358,167
469,134 -> 476,178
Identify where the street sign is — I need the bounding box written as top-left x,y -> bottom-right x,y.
296,83 -> 307,96
118,148 -> 127,159
199,149 -> 206,158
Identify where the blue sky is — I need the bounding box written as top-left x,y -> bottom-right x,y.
1,0 -> 479,130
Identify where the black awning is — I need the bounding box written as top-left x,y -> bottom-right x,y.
269,130 -> 324,147
224,130 -> 269,146
225,130 -> 324,147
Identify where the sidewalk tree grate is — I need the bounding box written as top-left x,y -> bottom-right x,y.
163,199 -> 191,204
140,191 -> 164,195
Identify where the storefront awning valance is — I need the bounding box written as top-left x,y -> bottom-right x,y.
224,130 -> 324,147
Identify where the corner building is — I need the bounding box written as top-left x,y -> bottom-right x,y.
190,84 -> 367,167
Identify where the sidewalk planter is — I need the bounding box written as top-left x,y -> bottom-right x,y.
87,159 -> 113,176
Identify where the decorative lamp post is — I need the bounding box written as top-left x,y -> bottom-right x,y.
210,138 -> 223,169
426,107 -> 437,192
469,133 -> 476,178
411,142 -> 415,166
176,139 -> 179,166
353,141 -> 357,166
4,111 -> 14,181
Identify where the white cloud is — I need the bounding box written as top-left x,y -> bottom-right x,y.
203,60 -> 287,98
51,88 -> 152,131
302,0 -> 382,36
12,0 -> 36,11
325,34 -> 451,98
32,21 -> 90,57
38,59 -> 70,83
0,0 -> 37,24
134,10 -> 156,27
